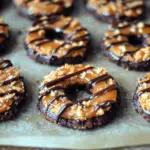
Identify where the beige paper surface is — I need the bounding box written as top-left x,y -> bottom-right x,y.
0,1 -> 150,149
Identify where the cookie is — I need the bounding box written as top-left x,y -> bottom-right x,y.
25,16 -> 90,66
103,22 -> 150,71
84,0 -> 145,23
14,0 -> 74,20
38,64 -> 120,130
133,73 -> 150,122
0,59 -> 26,121
0,19 -> 9,52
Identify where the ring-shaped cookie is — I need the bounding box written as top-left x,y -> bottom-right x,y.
25,16 -> 90,66
103,22 -> 150,71
38,64 -> 120,130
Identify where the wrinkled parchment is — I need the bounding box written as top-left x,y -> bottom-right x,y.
0,1 -> 150,149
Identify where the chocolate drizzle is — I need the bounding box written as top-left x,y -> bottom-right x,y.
0,23 -> 8,27
0,59 -> 12,70
46,95 -> 66,113
91,84 -> 117,99
43,66 -> 94,88
87,74 -> 111,90
95,100 -> 116,111
56,103 -> 73,123
137,88 -> 150,98
39,66 -> 118,123
0,76 -> 23,87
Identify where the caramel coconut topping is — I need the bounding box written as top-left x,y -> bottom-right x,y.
38,64 -> 119,122
135,73 -> 150,114
103,22 -> 150,63
14,0 -> 73,18
85,0 -> 144,22
25,15 -> 90,64
0,59 -> 25,113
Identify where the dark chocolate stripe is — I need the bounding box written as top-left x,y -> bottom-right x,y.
104,34 -> 127,40
72,34 -> 90,42
35,39 -> 50,47
29,28 -> 44,34
63,18 -> 73,30
56,103 -> 73,123
0,23 -> 8,27
43,66 -> 94,88
123,48 -> 140,57
0,59 -> 11,65
50,42 -> 67,58
87,74 -> 111,89
0,76 -> 23,87
64,45 -> 86,56
27,38 -> 45,45
95,100 -> 116,111
0,90 -> 22,97
77,84 -> 117,103
39,86 -> 64,99
67,28 -> 87,39
106,40 -> 128,48
46,95 -> 66,112
33,16 -> 59,26
109,41 -> 128,47
111,24 -> 130,30
137,87 -> 150,97
91,84 -> 117,99
140,79 -> 150,84
0,60 -> 12,70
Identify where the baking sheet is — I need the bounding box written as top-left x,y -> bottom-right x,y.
1,1 -> 150,149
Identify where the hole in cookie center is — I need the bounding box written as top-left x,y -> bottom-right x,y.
128,35 -> 144,47
45,30 -> 64,41
65,85 -> 91,102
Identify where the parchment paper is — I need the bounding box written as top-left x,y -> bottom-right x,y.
1,1 -> 150,149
